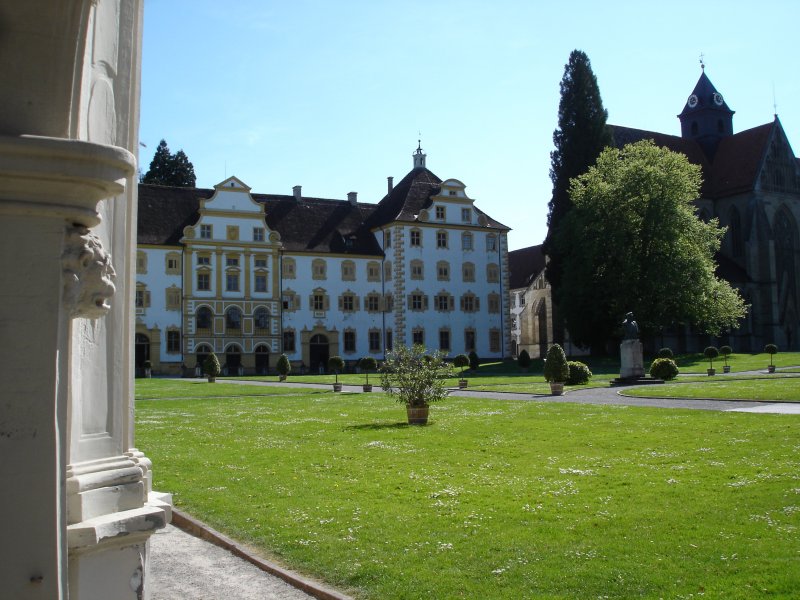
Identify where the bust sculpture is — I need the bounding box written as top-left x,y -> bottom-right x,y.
622,312 -> 639,340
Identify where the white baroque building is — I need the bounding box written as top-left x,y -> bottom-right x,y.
136,146 -> 512,374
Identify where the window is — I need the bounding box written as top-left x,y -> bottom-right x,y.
366,293 -> 381,313
439,329 -> 451,352
226,226 -> 239,241
461,208 -> 471,223
341,260 -> 356,281
165,252 -> 180,274
462,232 -> 473,250
254,307 -> 270,331
166,330 -> 181,353
487,263 -> 500,283
312,258 -> 326,280
254,256 -> 268,268
436,230 -> 448,249
486,234 -> 498,251
384,261 -> 392,282
437,261 -> 450,281
344,330 -> 356,353
369,330 -> 381,353
410,229 -> 422,247
435,206 -> 446,220
384,229 -> 391,248
462,262 -> 475,282
136,251 -> 147,274
339,292 -> 358,312
409,291 -> 427,311
200,224 -> 212,239
461,293 -> 479,312
283,330 -> 296,353
282,290 -> 299,311
197,254 -> 211,266
490,329 -> 501,353
384,294 -> 394,312
283,257 -> 296,279
367,261 -> 380,281
435,292 -> 453,312
135,286 -> 150,309
226,307 -> 242,331
465,329 -> 476,352
412,328 -> 425,346
226,273 -> 239,292
197,272 -> 210,291
166,287 -> 181,310
253,227 -> 265,242
410,259 -> 424,280
386,330 -> 393,350
196,306 -> 213,331
313,294 -> 325,311
488,293 -> 501,313
226,256 -> 239,267
254,274 -> 267,292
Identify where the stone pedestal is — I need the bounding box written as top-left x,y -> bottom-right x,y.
619,339 -> 645,379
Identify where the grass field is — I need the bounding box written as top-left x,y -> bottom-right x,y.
623,377 -> 800,402
136,380 -> 800,599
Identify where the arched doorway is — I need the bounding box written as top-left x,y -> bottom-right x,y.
135,333 -> 150,374
309,334 -> 329,373
225,344 -> 242,376
536,300 -> 548,359
254,344 -> 269,375
195,344 -> 212,374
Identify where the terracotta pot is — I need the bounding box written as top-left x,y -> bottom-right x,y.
362,384 -> 373,392
549,382 -> 564,396
458,379 -> 468,389
207,376 -> 215,383
723,366 -> 731,373
279,375 -> 286,381
768,365 -> 776,373
406,405 -> 429,425
707,368 -> 716,376
333,383 -> 343,392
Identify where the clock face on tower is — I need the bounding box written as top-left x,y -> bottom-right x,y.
688,94 -> 698,108
713,92 -> 724,106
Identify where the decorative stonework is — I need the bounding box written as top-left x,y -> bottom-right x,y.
62,224 -> 116,319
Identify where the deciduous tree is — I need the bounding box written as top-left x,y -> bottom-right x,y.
554,140 -> 747,351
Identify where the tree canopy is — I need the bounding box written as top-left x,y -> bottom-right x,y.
141,139 -> 196,187
543,50 -> 611,298
553,140 -> 747,351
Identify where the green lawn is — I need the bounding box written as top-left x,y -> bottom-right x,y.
624,377 -> 800,402
136,380 -> 800,599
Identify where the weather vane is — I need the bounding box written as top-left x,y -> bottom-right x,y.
699,52 -> 705,71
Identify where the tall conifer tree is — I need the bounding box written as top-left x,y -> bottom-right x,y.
543,50 -> 611,304
141,139 -> 196,187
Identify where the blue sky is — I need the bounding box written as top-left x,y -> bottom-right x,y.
140,0 -> 799,251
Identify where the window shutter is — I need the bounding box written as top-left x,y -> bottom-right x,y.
449,296 -> 454,311
324,295 -> 330,311
292,295 -> 300,310
423,294 -> 429,310
460,296 -> 464,311
354,296 -> 360,311
407,295 -> 413,310
144,291 -> 151,307
309,294 -> 314,310
475,296 -> 480,311
338,295 -> 343,311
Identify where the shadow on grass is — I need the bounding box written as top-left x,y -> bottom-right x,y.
344,422 -> 414,431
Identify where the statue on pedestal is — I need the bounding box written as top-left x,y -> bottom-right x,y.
619,312 -> 644,379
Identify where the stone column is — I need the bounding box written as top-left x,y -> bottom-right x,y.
0,2 -> 169,599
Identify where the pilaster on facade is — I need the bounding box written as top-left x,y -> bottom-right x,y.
392,225 -> 407,346
500,233 -> 513,357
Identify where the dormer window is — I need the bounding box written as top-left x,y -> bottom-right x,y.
435,206 -> 446,220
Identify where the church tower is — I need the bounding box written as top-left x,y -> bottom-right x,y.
678,67 -> 734,160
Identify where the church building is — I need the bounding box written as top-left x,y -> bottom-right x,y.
136,146 -> 511,374
514,68 -> 800,356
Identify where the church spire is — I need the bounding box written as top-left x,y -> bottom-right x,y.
678,68 -> 734,160
413,140 -> 426,169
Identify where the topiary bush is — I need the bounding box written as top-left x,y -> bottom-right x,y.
359,356 -> 377,385
566,361 -> 592,385
704,346 -> 719,370
328,355 -> 345,384
276,354 -> 291,379
468,351 -> 480,372
517,349 -> 531,370
202,353 -> 221,381
650,357 -> 679,381
719,345 -> 732,367
453,354 -> 469,378
765,343 -> 778,367
543,344 -> 569,383
657,347 -> 673,359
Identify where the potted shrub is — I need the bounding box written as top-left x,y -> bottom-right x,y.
704,346 -> 719,376
566,360 -> 592,385
379,344 -> 453,425
720,345 -> 732,373
650,357 -> 679,381
468,351 -> 480,373
517,349 -> 531,373
359,356 -> 377,392
453,354 -> 470,388
143,359 -> 152,378
543,344 -> 569,395
276,353 -> 291,381
765,343 -> 778,373
202,353 -> 221,383
657,347 -> 673,359
328,355 -> 345,391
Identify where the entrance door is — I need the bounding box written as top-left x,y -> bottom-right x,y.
254,344 -> 269,375
135,333 -> 149,376
309,334 -> 329,373
226,346 -> 242,375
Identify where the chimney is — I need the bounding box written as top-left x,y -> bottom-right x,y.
292,185 -> 301,201
347,191 -> 358,206
387,176 -> 394,193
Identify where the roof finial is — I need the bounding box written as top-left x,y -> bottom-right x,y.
699,52 -> 705,71
413,134 -> 426,169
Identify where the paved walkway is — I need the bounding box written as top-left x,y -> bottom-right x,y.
147,375 -> 798,599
